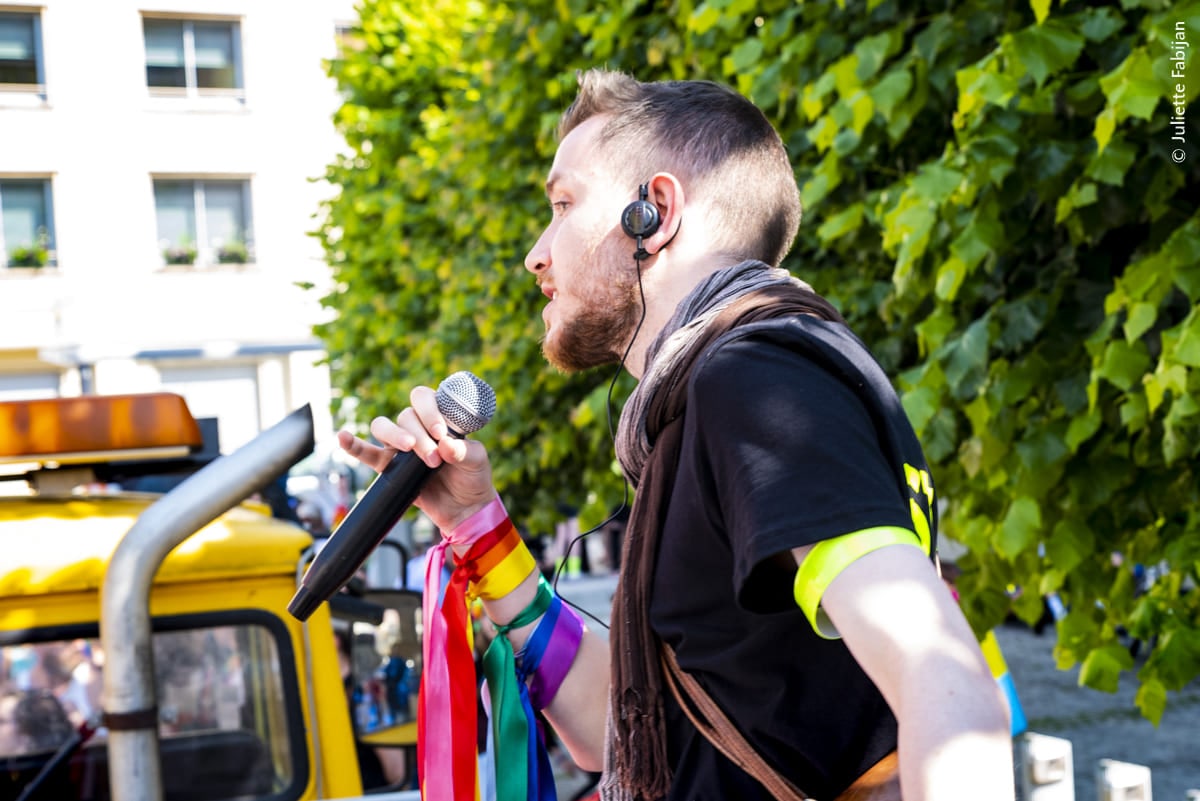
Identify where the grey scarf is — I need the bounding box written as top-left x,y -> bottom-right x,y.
601,260 -> 836,801
614,259 -> 815,485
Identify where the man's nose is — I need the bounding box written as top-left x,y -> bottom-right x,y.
524,227 -> 551,274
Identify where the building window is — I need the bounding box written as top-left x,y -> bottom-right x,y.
0,11 -> 44,95
0,179 -> 55,269
154,179 -> 253,266
333,22 -> 365,58
143,18 -> 243,98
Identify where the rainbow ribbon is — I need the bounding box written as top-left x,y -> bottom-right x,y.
482,577 -> 558,801
418,496 -> 511,801
419,496 -> 551,801
419,540 -> 478,801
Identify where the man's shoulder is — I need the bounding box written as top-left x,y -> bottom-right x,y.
689,318 -> 851,396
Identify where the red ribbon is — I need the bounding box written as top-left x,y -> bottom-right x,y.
418,543 -> 478,801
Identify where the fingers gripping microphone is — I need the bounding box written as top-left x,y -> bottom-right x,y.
287,371 -> 497,621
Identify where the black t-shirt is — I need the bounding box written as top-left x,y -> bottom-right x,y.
650,330 -> 915,800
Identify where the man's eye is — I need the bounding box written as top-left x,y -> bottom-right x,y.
552,201 -> 570,213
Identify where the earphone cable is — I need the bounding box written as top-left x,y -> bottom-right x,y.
551,257 -> 648,630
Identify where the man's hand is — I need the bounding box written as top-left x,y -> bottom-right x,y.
336,384 -> 497,534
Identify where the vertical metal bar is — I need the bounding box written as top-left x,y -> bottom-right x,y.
101,404 -> 313,801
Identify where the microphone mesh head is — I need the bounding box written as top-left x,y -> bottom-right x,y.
436,371 -> 497,435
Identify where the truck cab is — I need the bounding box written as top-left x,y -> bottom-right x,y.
0,393 -> 421,801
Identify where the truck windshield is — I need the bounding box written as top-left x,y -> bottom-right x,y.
1,619 -> 300,801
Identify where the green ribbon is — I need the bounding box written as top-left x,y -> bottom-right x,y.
483,576 -> 554,801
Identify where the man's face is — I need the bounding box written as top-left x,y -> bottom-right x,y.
524,116 -> 642,372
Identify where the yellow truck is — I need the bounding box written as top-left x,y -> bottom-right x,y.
0,393 -> 422,801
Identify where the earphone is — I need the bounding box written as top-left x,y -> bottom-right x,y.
553,184 -> 662,627
621,183 -> 661,262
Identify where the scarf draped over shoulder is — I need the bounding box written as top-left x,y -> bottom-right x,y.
602,260 -> 844,801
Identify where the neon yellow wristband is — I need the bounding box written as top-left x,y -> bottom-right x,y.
793,526 -> 923,639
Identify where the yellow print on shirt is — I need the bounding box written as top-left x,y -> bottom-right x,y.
903,463 -> 934,555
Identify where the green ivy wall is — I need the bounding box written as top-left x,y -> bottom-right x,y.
315,0 -> 1200,719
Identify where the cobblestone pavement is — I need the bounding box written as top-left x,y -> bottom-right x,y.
996,622 -> 1200,801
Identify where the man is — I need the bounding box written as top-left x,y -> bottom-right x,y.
339,69 -> 1013,800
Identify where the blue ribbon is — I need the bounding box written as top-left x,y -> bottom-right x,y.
484,580 -> 560,801
517,597 -> 563,801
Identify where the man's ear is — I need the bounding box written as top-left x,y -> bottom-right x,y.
641,173 -> 684,259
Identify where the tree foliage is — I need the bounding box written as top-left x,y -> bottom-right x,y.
316,0 -> 1200,718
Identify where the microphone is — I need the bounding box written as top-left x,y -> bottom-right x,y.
287,371 -> 497,621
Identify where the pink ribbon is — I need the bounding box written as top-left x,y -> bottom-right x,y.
419,495 -> 510,801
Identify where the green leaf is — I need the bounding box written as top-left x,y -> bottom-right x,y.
1079,644 -> 1134,693
915,310 -> 957,356
996,299 -> 1043,349
841,90 -> 875,136
914,14 -> 954,65
911,163 -> 964,204
1065,409 -> 1102,451
1086,138 -> 1136,185
1135,677 -> 1167,726
807,115 -> 839,153
1145,363 -> 1188,413
1039,568 -> 1065,595
801,72 -> 836,121
1029,0 -> 1051,24
924,409 -> 958,462
882,192 -> 936,254
689,3 -> 721,34
799,152 -> 842,208
869,67 -> 912,117
1045,518 -> 1095,574
935,256 -> 967,301
950,213 -> 1001,270
958,436 -> 983,477
728,38 -> 764,73
1176,262 -> 1200,302
995,496 -> 1041,559
1153,628 -> 1200,690
1015,426 -> 1069,475
1055,181 -> 1098,224
816,202 -> 864,243
854,30 -> 897,82
1123,302 -> 1157,342
1079,7 -> 1124,42
1094,107 -> 1117,152
1099,48 -> 1160,121
830,53 -> 861,97
1167,310 -> 1200,367
901,385 -> 939,436
1014,584 -> 1048,624
1008,22 -> 1085,87
944,318 -> 990,398
1119,391 -> 1148,431
955,62 -> 1019,123
1097,339 -> 1151,389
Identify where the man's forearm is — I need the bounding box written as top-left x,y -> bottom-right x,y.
896,677 -> 1014,801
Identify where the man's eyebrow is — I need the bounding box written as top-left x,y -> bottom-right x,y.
544,175 -> 559,197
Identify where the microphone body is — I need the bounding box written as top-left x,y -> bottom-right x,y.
287,371 -> 496,621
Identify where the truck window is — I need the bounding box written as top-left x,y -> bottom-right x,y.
0,616 -> 305,801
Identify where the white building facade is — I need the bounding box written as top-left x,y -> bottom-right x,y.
0,0 -> 358,457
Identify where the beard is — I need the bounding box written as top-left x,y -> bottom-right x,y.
542,260 -> 642,373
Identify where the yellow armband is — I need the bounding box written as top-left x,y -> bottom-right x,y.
793,526 -> 924,639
